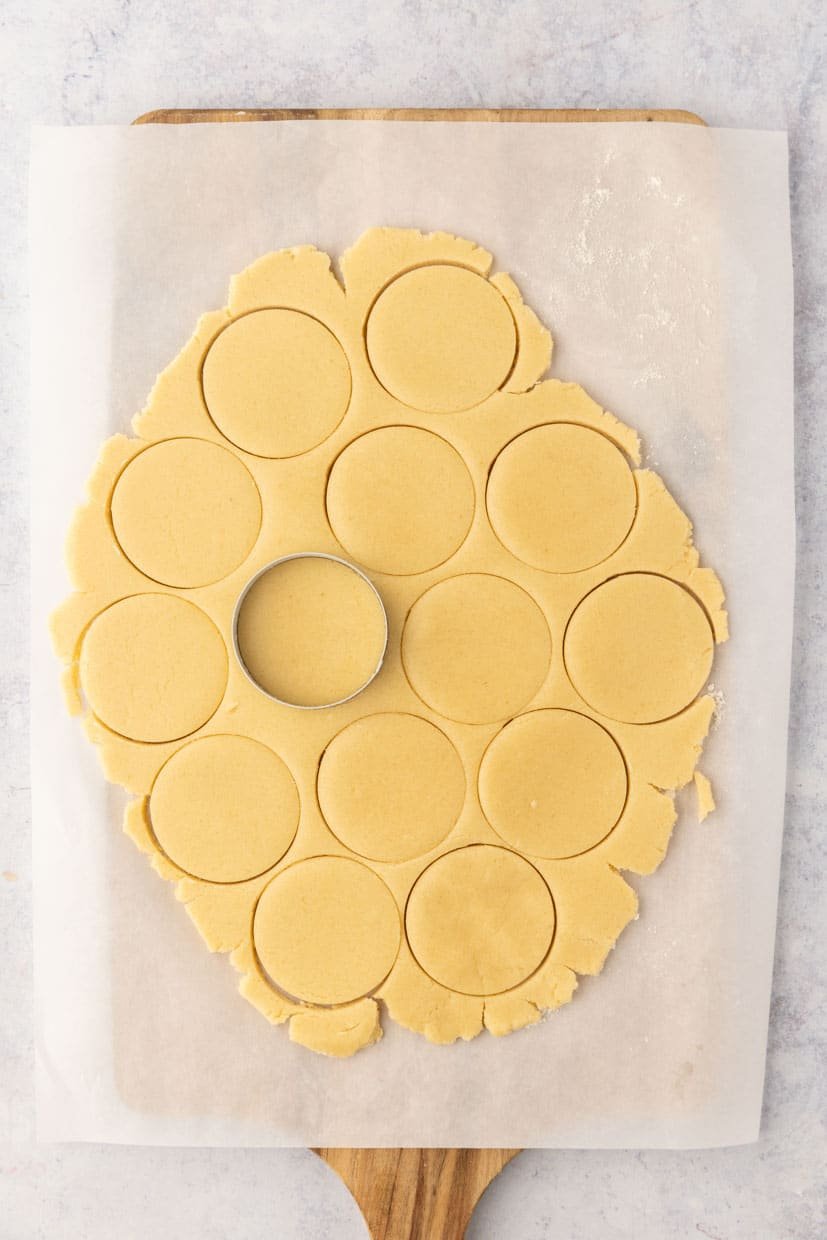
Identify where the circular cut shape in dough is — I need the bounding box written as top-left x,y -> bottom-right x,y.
150,735 -> 299,883
405,845 -> 555,996
201,309 -> 351,458
110,438 -> 262,588
479,709 -> 628,858
79,594 -> 227,742
318,713 -> 465,863
487,423 -> 637,573
402,574 -> 550,724
564,573 -> 714,723
253,856 -> 401,1005
326,426 -> 475,574
366,265 -> 517,412
235,554 -> 387,708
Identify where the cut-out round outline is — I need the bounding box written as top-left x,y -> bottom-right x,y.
400,571 -> 553,725
315,710 -> 467,864
251,853 -> 403,1008
146,732 -> 301,885
562,571 -> 716,725
363,261 -> 520,413
403,842 -> 557,998
77,592 -> 229,744
484,420 -> 639,575
107,435 -> 264,590
199,306 -> 353,460
232,552 -> 389,710
324,423 -> 477,577
478,707 -> 630,860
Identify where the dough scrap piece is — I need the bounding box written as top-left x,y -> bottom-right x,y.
202,308 -> 351,458
326,426 -> 475,575
317,713 -> 465,863
366,265 -> 517,412
487,423 -> 637,572
564,573 -> 714,723
405,845 -> 555,996
694,770 -> 716,822
402,574 -> 551,724
110,438 -> 261,588
79,594 -> 227,742
149,735 -> 299,883
479,710 -> 628,859
483,959 -> 578,1037
288,999 -> 383,1057
253,856 -> 401,1006
55,227 -> 728,1059
235,555 -> 387,707
377,943 -> 484,1045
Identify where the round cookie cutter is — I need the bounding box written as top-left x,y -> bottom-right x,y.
231,551 -> 389,710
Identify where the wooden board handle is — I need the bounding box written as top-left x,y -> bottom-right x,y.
314,1148 -> 520,1240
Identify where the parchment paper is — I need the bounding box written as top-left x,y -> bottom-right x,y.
30,121 -> 794,1148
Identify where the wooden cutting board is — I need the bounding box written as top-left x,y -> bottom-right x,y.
133,105 -> 702,1239
135,105 -> 703,126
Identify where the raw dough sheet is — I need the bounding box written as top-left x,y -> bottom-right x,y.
29,121 -> 793,1148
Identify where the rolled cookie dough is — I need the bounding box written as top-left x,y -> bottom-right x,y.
202,308 -> 351,458
110,437 -> 262,588
317,712 -> 465,863
54,227 -> 727,1058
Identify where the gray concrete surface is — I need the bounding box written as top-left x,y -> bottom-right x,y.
1,2 -> 824,1236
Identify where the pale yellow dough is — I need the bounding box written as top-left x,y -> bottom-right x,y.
202,308 -> 351,458
564,573 -> 714,723
694,771 -> 716,822
402,573 -> 552,724
78,594 -> 227,742
253,856 -> 401,1006
478,709 -> 628,859
487,423 -> 637,573
110,437 -> 262,587
317,712 -> 465,862
405,845 -> 554,995
150,735 -> 299,882
235,555 -> 387,707
366,264 -> 517,412
53,227 -> 728,1059
326,426 -> 475,574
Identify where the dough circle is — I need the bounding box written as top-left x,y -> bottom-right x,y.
366,265 -> 517,412
150,735 -> 299,883
402,574 -> 551,724
487,423 -> 637,573
479,709 -> 628,858
405,845 -> 555,995
317,713 -> 465,863
110,438 -> 262,587
253,856 -> 401,1005
326,426 -> 475,574
201,309 -> 351,458
235,555 -> 387,708
564,573 -> 714,723
79,594 -> 227,742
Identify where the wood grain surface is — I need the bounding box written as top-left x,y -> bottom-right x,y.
314,1147 -> 520,1239
134,105 -> 704,125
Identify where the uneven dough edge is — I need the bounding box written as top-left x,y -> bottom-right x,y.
53,227 -> 728,1058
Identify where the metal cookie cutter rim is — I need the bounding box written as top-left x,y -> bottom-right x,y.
231,551 -> 389,710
